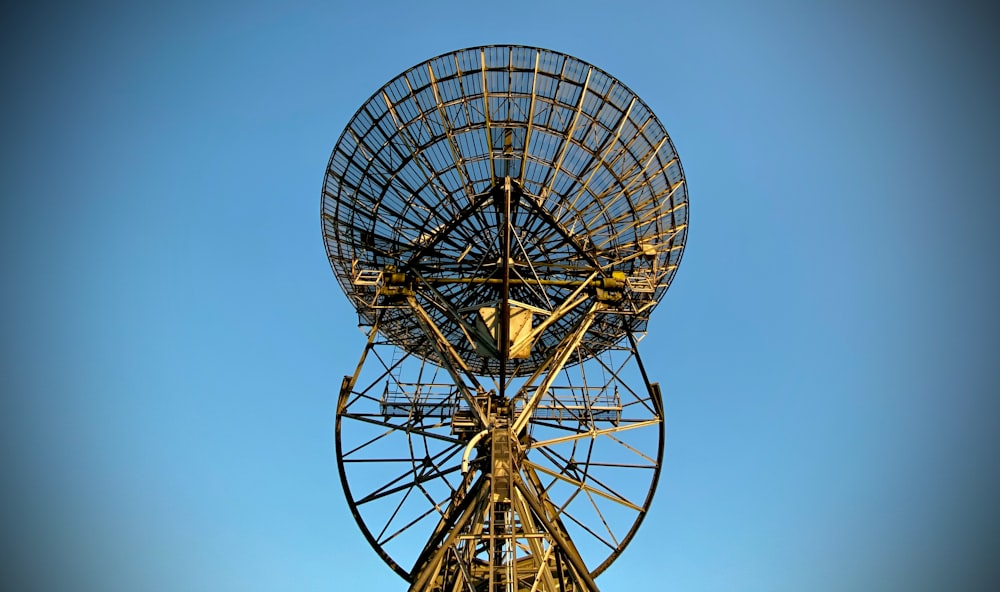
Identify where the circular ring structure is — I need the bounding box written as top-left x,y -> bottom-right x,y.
322,45 -> 688,375
334,336 -> 665,582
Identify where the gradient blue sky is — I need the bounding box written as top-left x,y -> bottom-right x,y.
2,1 -> 998,591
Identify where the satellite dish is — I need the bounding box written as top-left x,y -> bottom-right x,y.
322,45 -> 688,591
323,45 -> 687,377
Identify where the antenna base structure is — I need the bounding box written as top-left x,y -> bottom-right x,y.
323,46 -> 688,591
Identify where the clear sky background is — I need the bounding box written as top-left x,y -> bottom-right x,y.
2,1 -> 997,591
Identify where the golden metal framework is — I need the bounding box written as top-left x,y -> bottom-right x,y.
323,45 -> 688,377
323,45 -> 687,591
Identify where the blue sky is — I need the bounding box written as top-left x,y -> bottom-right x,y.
2,1 -> 997,591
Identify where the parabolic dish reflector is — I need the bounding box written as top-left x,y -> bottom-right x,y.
322,45 -> 687,375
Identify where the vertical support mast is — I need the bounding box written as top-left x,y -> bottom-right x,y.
499,176 -> 513,400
